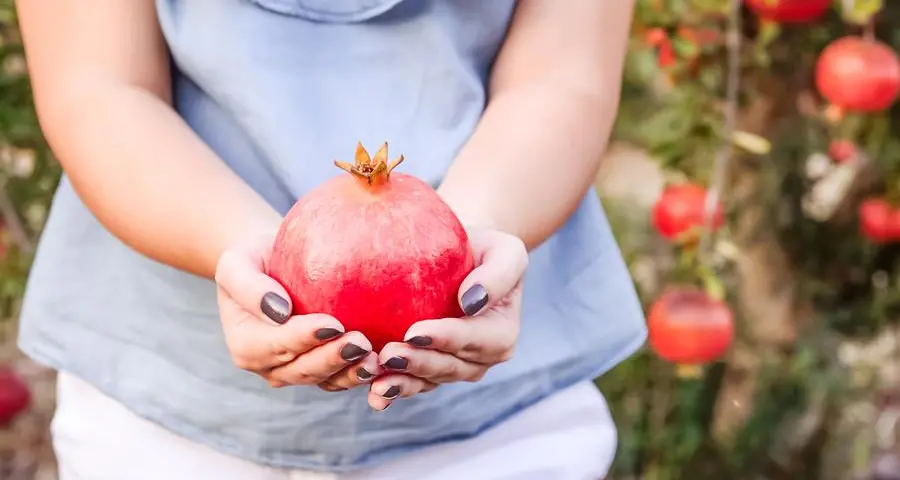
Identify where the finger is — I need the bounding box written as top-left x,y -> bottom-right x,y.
380,342 -> 487,383
458,230 -> 528,317
368,373 -> 435,411
323,351 -> 384,390
267,332 -> 372,386
218,299 -> 346,373
215,236 -> 294,325
402,308 -> 519,364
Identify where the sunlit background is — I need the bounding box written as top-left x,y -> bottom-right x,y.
4,1 -> 900,479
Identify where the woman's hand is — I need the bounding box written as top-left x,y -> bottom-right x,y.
215,234 -> 384,391
367,227 -> 529,411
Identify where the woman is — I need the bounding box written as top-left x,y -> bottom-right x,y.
15,0 -> 646,478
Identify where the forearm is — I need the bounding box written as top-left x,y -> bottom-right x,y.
438,85 -> 619,250
41,85 -> 282,279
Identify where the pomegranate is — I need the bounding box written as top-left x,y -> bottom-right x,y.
827,139 -> 857,164
815,36 -> 900,113
647,287 -> 734,366
745,0 -> 831,23
269,143 -> 474,352
0,366 -> 30,426
860,198 -> 894,244
652,184 -> 724,242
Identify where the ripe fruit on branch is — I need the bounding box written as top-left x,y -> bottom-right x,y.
859,198 -> 900,244
647,287 -> 734,372
745,0 -> 831,23
269,143 -> 475,351
0,366 -> 31,426
815,36 -> 900,113
652,184 -> 724,242
827,139 -> 857,164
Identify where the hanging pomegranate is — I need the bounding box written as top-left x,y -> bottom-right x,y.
0,366 -> 31,427
745,0 -> 831,23
860,198 -> 900,244
269,143 -> 475,352
652,184 -> 724,242
827,139 -> 857,164
815,36 -> 900,113
647,287 -> 734,369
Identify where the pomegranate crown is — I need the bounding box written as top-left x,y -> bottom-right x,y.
334,142 -> 404,187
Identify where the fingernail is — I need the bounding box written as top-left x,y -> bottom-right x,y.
261,292 -> 291,324
379,402 -> 392,412
383,357 -> 408,370
406,336 -> 432,347
461,284 -> 489,316
356,367 -> 373,381
315,328 -> 343,340
340,343 -> 369,362
382,385 -> 401,399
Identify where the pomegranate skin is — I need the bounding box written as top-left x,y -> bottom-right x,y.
0,366 -> 31,426
647,287 -> 734,365
745,0 -> 831,23
269,149 -> 474,352
652,184 -> 724,241
816,37 -> 900,112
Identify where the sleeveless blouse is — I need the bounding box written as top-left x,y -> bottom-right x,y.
17,0 -> 647,471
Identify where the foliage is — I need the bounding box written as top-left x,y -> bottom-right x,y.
599,0 -> 900,479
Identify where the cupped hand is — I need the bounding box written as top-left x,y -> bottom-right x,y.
367,227 -> 529,411
215,234 -> 383,391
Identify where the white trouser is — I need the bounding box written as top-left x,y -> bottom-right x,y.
52,372 -> 618,480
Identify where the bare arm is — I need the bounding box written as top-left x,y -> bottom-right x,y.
17,0 -> 281,279
437,0 -> 635,250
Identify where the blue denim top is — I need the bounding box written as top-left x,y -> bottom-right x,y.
17,0 -> 647,471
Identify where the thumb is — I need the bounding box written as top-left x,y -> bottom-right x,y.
458,231 -> 528,317
215,235 -> 294,325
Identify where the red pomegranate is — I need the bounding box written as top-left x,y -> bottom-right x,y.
816,36 -> 900,113
652,184 -> 724,241
827,139 -> 857,164
647,287 -> 734,365
745,0 -> 831,23
0,366 -> 31,426
860,198 -> 894,244
269,143 -> 474,351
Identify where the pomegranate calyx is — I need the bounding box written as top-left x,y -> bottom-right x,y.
334,142 -> 405,188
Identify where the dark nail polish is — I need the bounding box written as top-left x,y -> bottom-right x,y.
261,292 -> 291,324
380,402 -> 392,412
315,328 -> 343,340
406,336 -> 432,347
356,367 -> 373,381
460,284 -> 489,317
340,343 -> 369,362
382,385 -> 401,399
384,357 -> 408,370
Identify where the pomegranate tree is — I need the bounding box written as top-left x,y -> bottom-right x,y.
0,366 -> 30,426
745,0 -> 831,23
269,143 -> 474,351
647,287 -> 735,376
652,183 -> 724,242
815,36 -> 900,113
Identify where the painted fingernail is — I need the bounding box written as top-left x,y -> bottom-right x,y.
382,385 -> 401,399
340,343 -> 369,362
406,336 -> 432,347
261,292 -> 291,324
315,328 -> 343,340
384,357 -> 408,370
461,284 -> 489,316
356,367 -> 373,381
379,402 -> 392,412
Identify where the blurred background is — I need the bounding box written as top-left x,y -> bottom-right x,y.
3,0 -> 900,478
